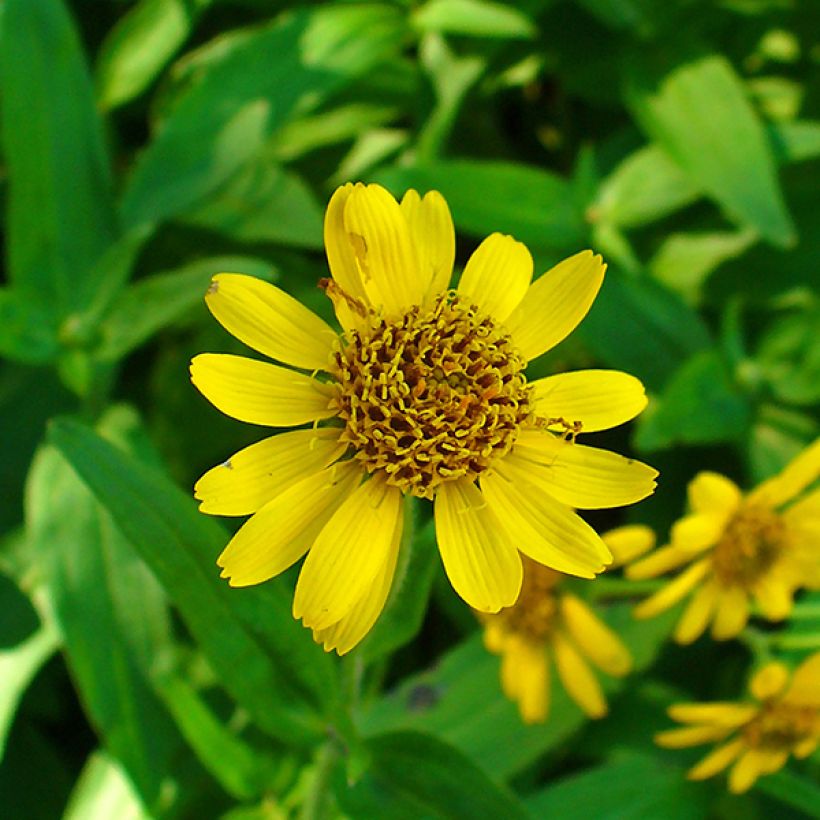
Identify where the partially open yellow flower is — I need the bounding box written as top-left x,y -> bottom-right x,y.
627,440 -> 820,643
480,526 -> 652,722
190,182 -> 657,653
656,653 -> 820,793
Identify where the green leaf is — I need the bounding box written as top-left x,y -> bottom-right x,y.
412,0 -> 536,39
769,120 -> 820,164
96,0 -> 211,110
756,769 -> 820,819
121,5 -> 406,226
749,405 -> 818,484
0,0 -> 119,316
95,256 -> 277,362
627,54 -> 795,247
592,145 -> 701,229
635,350 -> 753,452
63,752 -> 150,820
578,269 -> 711,391
0,289 -> 60,365
337,731 -> 528,819
375,160 -> 585,249
0,572 -> 39,649
181,163 -> 323,249
47,416 -> 338,745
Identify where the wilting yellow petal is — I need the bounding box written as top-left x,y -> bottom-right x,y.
195,428 -> 346,516
749,661 -> 790,701
457,233 -> 533,323
205,273 -> 337,370
400,189 -> 455,298
633,559 -> 709,619
674,580 -> 718,645
552,629 -> 607,718
190,354 -> 334,427
687,738 -> 744,781
529,370 -> 647,434
216,462 -> 360,587
603,524 -> 656,567
293,476 -> 402,630
687,471 -> 742,517
749,437 -> 820,508
560,594 -> 632,676
312,507 -> 402,655
434,479 -> 522,612
510,431 -> 657,509
655,724 -> 732,749
504,250 -> 605,362
481,466 -> 611,579
711,585 -> 750,640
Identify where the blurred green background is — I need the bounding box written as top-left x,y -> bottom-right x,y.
1,0 -> 819,817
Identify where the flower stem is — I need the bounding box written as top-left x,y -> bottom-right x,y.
299,741 -> 339,820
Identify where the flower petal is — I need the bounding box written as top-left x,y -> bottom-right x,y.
784,653 -> 820,707
749,437 -> 820,508
728,749 -> 767,794
516,641 -> 551,724
434,479 -> 522,612
687,738 -> 745,781
216,462 -> 360,587
312,506 -> 403,655
509,431 -> 658,509
205,274 -> 337,370
753,574 -> 793,622
190,353 -> 334,426
626,544 -> 696,580
711,585 -> 749,640
195,428 -> 346,516
504,250 -> 606,361
655,724 -> 733,748
749,661 -> 790,701
293,477 -> 402,630
687,471 -> 742,517
632,559 -> 709,619
669,512 -> 727,552
457,233 -> 533,323
481,466 -> 611,579
668,703 -> 757,727
560,594 -> 632,677
529,370 -> 648,433
603,524 -> 656,568
553,629 -> 607,718
400,189 -> 455,298
674,580 -> 718,645
343,183 -> 423,315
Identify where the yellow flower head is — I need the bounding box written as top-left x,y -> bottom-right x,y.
481,525 -> 652,722
190,183 -> 657,653
656,653 -> 820,793
628,440 -> 820,644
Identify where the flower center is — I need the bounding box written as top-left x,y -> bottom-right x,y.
492,558 -> 562,642
743,701 -> 818,752
711,504 -> 788,587
331,292 -> 531,498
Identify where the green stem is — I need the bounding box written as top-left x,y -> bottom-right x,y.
789,602 -> 820,621
299,741 -> 339,820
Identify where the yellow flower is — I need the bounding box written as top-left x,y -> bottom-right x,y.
480,525 -> 654,722
655,653 -> 820,793
190,183 -> 657,653
627,440 -> 820,644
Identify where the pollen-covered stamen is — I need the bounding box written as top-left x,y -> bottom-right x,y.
743,701 -> 818,752
491,558 -> 562,642
712,504 -> 789,587
331,291 -> 531,498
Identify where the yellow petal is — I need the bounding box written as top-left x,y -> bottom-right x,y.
655,724 -> 732,748
483,620 -> 507,654
783,652 -> 820,706
343,183 -> 423,316
195,428 -> 346,516
795,738 -> 818,759
632,559 -> 709,619
324,183 -> 370,329
602,524 -> 656,567
205,273 -> 337,370
293,477 -> 402,630
457,233 -> 533,323
560,594 -> 632,677
504,250 -> 605,361
668,702 -> 757,727
626,544 -> 695,580
216,462 -> 360,587
400,189 -> 455,299
552,629 -> 607,718
749,661 -> 790,701
510,431 -> 658,510
516,641 -> 551,723
753,575 -> 793,622
687,738 -> 744,781
711,585 -> 749,640
190,353 -> 334,427
784,486 -> 820,522
530,370 -> 648,434
687,471 -> 742,517
312,507 -> 402,655
669,512 -> 727,552
674,580 -> 718,645
728,749 -> 766,794
434,479 -> 522,612
749,437 -> 820,508
481,466 -> 611,579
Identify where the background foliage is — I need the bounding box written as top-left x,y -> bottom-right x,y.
1,0 -> 819,817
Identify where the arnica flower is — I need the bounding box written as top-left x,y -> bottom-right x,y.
190,183 -> 657,653
627,440 -> 820,644
481,525 -> 654,722
655,653 -> 820,794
